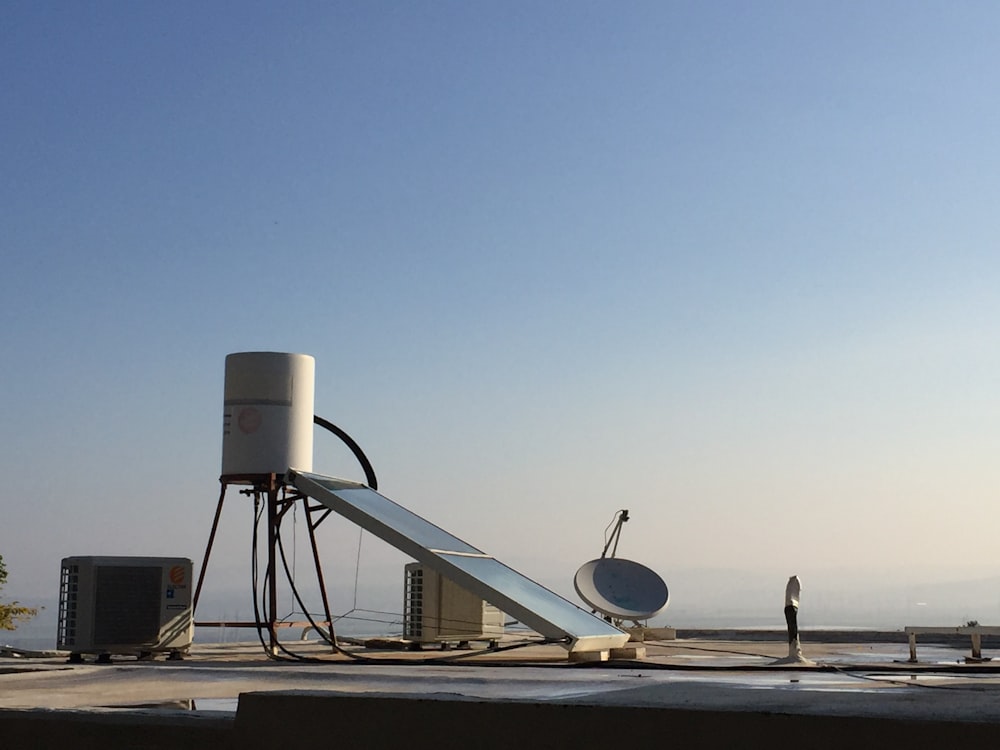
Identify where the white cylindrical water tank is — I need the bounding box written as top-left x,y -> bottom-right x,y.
221,352 -> 315,480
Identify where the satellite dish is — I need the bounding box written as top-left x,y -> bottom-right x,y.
574,557 -> 669,621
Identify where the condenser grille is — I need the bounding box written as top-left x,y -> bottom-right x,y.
57,563 -> 79,646
403,566 -> 423,639
93,566 -> 161,645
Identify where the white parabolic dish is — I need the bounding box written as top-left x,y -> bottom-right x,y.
573,558 -> 669,620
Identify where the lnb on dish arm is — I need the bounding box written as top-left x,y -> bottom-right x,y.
602,508 -> 629,559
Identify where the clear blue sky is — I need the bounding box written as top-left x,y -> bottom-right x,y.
3,2 -> 1000,627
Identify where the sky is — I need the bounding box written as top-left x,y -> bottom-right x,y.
3,2 -> 1000,635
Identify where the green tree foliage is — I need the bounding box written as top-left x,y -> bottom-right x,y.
0,554 -> 38,631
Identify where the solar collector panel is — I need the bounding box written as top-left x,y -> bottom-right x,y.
287,470 -> 628,653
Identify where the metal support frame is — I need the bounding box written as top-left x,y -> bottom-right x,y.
601,509 -> 629,559
193,473 -> 335,655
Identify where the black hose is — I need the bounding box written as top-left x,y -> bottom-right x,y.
313,415 -> 378,489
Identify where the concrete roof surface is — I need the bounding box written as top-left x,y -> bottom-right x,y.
4,636 -> 1000,723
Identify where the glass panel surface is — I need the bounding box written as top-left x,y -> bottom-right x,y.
436,553 -> 624,638
301,475 -> 481,555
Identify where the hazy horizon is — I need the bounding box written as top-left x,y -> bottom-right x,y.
6,556 -> 999,651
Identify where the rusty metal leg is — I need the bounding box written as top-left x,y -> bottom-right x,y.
306,509 -> 335,646
193,481 -> 229,615
266,474 -> 279,656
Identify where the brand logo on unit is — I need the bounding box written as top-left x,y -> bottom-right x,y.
169,566 -> 186,585
238,407 -> 262,434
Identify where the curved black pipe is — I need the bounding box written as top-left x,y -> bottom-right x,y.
313,415 -> 378,490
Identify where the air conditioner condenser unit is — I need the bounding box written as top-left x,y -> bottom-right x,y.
57,556 -> 194,660
403,563 -> 504,646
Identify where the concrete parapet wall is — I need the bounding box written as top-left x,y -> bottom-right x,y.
4,691 -> 1000,749
0,708 -> 232,750
234,691 -> 1000,749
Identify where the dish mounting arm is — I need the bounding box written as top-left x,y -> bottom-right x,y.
601,509 -> 629,559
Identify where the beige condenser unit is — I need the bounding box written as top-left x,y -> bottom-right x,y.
57,556 -> 194,661
403,563 -> 505,646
